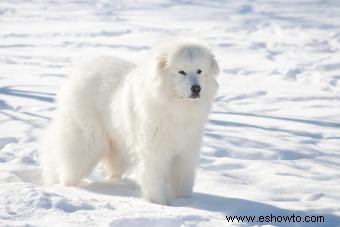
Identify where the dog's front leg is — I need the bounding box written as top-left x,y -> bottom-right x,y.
171,152 -> 199,198
138,152 -> 171,205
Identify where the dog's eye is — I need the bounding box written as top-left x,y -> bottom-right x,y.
178,70 -> 186,75
197,69 -> 202,74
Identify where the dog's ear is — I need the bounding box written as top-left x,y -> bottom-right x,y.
156,54 -> 168,72
211,56 -> 220,77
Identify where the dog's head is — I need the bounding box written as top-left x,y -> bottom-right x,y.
155,40 -> 219,101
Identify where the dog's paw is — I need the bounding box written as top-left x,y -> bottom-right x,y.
144,193 -> 169,206
176,189 -> 193,198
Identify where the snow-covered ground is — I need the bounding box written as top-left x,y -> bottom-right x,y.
1,0 -> 340,226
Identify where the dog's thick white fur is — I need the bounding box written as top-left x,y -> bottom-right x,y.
40,39 -> 219,205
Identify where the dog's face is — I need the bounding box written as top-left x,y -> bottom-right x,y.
156,43 -> 219,100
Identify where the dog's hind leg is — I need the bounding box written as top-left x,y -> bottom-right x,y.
102,141 -> 127,181
59,123 -> 103,186
41,118 -> 104,186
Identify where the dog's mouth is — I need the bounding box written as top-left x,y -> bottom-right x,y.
190,94 -> 200,99
174,91 -> 200,100
180,95 -> 200,100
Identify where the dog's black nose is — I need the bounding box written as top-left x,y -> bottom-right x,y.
191,85 -> 201,96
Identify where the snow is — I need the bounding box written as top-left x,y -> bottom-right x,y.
1,0 -> 340,226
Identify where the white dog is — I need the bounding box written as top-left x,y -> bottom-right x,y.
40,38 -> 219,205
